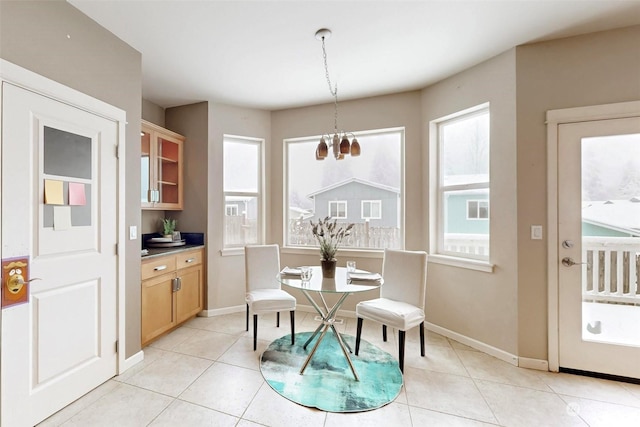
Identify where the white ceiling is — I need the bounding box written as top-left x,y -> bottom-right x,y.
68,0 -> 640,111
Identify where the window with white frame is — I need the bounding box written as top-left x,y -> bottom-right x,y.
433,104 -> 490,260
361,200 -> 382,220
329,201 -> 347,219
285,128 -> 404,250
467,200 -> 489,219
223,135 -> 263,248
225,204 -> 239,216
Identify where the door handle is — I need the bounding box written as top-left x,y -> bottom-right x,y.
561,257 -> 587,267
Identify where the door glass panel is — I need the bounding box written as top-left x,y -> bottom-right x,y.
157,137 -> 179,204
141,131 -> 151,203
581,133 -> 640,347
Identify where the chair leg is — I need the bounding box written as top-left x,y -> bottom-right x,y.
253,314 -> 258,351
276,311 -> 280,327
355,317 -> 363,355
290,310 -> 295,345
398,330 -> 406,373
420,321 -> 425,357
246,304 -> 249,331
382,324 -> 387,342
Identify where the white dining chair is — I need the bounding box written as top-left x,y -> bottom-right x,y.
245,244 -> 296,351
355,248 -> 428,372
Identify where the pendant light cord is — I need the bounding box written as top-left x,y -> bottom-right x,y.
321,36 -> 339,134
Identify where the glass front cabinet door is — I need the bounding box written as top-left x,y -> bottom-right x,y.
141,120 -> 185,210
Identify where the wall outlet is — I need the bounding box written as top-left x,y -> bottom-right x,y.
531,225 -> 543,240
129,225 -> 137,240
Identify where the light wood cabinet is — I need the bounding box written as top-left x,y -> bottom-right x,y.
141,248 -> 204,346
141,120 -> 184,210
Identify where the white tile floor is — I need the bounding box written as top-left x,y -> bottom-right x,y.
40,311 -> 640,426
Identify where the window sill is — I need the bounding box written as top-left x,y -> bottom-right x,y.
428,254 -> 494,273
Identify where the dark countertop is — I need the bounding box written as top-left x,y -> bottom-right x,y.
141,232 -> 205,259
142,244 -> 205,260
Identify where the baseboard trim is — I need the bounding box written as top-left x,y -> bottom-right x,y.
425,322 -> 519,367
199,305 -> 245,317
518,357 -> 549,371
119,350 -> 144,375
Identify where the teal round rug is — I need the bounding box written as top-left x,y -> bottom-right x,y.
260,331 -> 403,412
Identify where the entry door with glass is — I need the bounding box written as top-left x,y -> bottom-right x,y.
557,115 -> 640,380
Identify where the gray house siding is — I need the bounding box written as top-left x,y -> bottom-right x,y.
311,181 -> 399,227
446,193 -> 490,234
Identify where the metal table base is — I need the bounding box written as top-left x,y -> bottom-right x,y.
298,289 -> 360,381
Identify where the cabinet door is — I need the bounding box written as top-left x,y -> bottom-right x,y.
176,264 -> 203,324
140,127 -> 154,208
141,272 -> 176,346
154,133 -> 183,210
141,120 -> 184,210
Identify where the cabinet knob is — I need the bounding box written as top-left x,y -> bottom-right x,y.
154,265 -> 167,271
185,258 -> 195,263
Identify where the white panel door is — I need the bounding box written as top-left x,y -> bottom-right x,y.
558,116 -> 640,380
1,82 -> 118,426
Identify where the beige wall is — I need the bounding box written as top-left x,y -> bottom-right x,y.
206,103 -> 271,310
421,50 -> 519,354
515,25 -> 640,359
270,91 -> 423,311
0,1 -> 142,358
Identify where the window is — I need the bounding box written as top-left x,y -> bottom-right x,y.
467,200 -> 489,219
328,201 -> 347,218
223,135 -> 264,248
285,128 -> 403,250
361,200 -> 382,220
433,104 -> 490,260
225,204 -> 239,216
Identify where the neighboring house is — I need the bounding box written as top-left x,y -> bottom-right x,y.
307,178 -> 399,228
445,190 -> 490,235
289,206 -> 314,222
225,196 -> 258,219
582,198 -> 640,237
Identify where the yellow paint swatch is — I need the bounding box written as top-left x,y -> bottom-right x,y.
44,179 -> 64,205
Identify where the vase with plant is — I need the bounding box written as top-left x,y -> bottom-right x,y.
310,216 -> 353,278
162,218 -> 177,239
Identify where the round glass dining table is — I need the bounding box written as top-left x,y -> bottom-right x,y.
279,266 -> 382,381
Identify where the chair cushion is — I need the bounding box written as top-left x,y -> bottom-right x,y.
356,298 -> 424,331
246,289 -> 296,314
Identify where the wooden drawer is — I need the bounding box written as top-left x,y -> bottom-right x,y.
141,255 -> 177,280
176,249 -> 202,269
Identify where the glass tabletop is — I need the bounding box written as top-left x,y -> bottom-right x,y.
279,266 -> 382,293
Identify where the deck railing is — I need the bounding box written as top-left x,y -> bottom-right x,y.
582,237 -> 640,304
287,220 -> 401,249
441,234 -> 640,305
287,222 -> 640,304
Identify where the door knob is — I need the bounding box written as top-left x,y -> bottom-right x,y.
561,257 -> 586,267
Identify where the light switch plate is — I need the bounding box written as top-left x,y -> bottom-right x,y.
531,225 -> 543,240
129,225 -> 137,240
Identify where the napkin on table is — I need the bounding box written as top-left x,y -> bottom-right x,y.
348,272 -> 382,282
280,267 -> 302,276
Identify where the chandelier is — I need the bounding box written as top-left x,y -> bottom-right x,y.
314,28 -> 360,161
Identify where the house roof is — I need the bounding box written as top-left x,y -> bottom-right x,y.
582,198 -> 640,236
306,178 -> 400,199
